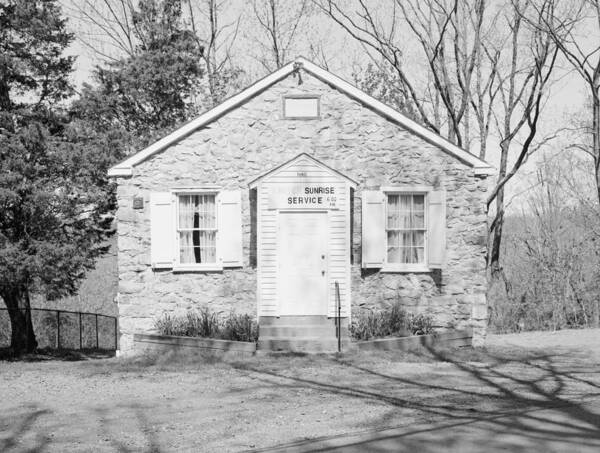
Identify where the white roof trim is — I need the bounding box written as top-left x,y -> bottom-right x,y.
108,57 -> 495,177
108,62 -> 298,177
248,153 -> 358,188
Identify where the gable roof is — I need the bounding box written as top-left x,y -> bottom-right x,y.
108,57 -> 495,177
248,153 -> 358,188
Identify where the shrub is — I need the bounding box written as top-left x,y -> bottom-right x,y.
154,309 -> 258,342
349,303 -> 434,340
407,313 -> 434,335
154,313 -> 182,336
222,313 -> 259,342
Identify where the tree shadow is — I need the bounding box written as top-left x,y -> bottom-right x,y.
95,403 -> 163,452
235,344 -> 600,452
0,347 -> 115,362
0,402 -> 162,453
0,405 -> 51,453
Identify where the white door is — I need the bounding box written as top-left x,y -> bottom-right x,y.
278,212 -> 328,315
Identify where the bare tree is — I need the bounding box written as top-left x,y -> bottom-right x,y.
512,0 -> 600,324
486,0 -> 558,292
251,0 -> 311,71
64,0 -> 138,61
494,153 -> 600,332
320,1 -> 562,316
316,0 -> 495,152
185,0 -> 243,105
532,0 -> 600,206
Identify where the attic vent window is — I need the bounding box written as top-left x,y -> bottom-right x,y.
283,96 -> 320,119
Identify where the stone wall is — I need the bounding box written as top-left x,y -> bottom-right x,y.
114,70 -> 490,352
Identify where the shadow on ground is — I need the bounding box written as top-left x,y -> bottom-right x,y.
1,339 -> 600,452
235,345 -> 600,452
0,402 -> 162,453
0,348 -> 115,362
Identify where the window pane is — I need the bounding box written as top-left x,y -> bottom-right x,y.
179,231 -> 194,263
387,247 -> 401,263
399,195 -> 411,228
179,194 -> 216,229
178,195 -> 194,228
400,231 -> 411,247
413,195 -> 425,211
387,195 -> 399,228
399,194 -> 412,209
413,231 -> 425,247
179,231 -> 216,264
387,230 -> 399,247
415,247 -> 425,263
195,194 -> 216,229
412,211 -> 425,229
401,247 -> 412,263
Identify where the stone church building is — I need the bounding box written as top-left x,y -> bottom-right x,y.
108,57 -> 494,354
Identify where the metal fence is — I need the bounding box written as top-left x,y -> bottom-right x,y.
0,308 -> 117,351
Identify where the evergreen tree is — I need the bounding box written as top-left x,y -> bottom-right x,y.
0,0 -> 110,354
73,0 -> 206,146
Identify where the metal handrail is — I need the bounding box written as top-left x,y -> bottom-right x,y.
335,281 -> 341,353
0,307 -> 117,351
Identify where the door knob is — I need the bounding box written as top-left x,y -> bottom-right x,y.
321,270 -> 325,276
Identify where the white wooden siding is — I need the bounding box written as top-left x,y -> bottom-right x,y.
257,157 -> 351,317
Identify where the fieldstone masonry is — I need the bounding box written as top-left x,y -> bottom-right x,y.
114,70 -> 490,353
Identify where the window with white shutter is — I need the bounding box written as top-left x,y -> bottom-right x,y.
150,189 -> 243,271
361,190 -> 386,268
362,186 -> 446,272
150,192 -> 174,269
217,190 -> 243,267
427,190 -> 446,269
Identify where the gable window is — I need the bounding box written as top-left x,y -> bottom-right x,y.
386,193 -> 426,265
177,193 -> 217,264
283,96 -> 320,119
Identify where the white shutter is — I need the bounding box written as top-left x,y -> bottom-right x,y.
217,190 -> 243,267
428,190 -> 446,268
150,192 -> 174,269
361,190 -> 386,268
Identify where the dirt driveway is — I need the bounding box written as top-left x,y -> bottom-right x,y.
1,329 -> 600,452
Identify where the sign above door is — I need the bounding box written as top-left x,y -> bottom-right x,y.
268,183 -> 339,210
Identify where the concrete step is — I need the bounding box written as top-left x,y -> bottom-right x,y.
258,337 -> 353,353
260,325 -> 348,337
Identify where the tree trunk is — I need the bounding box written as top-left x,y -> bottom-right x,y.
0,78 -> 11,111
593,91 -> 600,328
489,137 -> 510,277
487,139 -> 510,326
1,288 -> 38,355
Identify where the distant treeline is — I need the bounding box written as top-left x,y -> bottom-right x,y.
490,172 -> 600,332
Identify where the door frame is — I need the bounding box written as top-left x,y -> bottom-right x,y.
275,209 -> 330,317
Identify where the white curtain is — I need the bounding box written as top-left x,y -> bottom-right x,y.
387,194 -> 425,264
179,195 -> 216,264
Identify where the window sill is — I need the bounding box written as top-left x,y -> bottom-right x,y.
173,264 -> 223,273
380,264 -> 431,273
